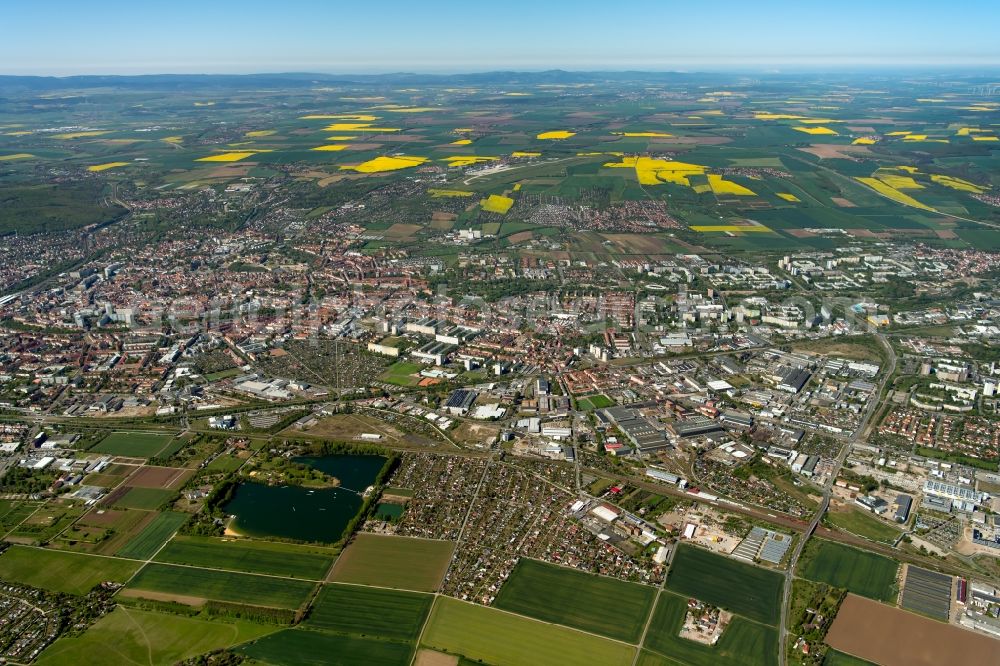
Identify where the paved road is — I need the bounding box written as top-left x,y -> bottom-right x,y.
776,333 -> 895,665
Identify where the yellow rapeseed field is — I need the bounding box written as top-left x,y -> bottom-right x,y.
53,130 -> 109,139
5,131 -> 32,136
450,139 -> 473,145
326,136 -> 358,140
707,174 -> 756,196
480,194 -> 514,214
852,138 -> 876,145
428,189 -> 474,198
902,134 -> 928,141
86,162 -> 129,172
442,156 -> 498,167
321,123 -> 401,132
340,156 -> 427,173
511,151 -> 541,157
619,132 -> 673,137
856,177 -> 935,212
690,224 -> 772,233
776,193 -> 801,202
793,126 -> 838,135
311,145 -> 349,151
972,136 -> 999,142
196,152 -> 256,162
245,130 -> 276,137
930,174 -> 986,194
604,156 -> 706,186
0,153 -> 34,161
876,174 -> 923,190
301,114 -> 379,121
537,130 -> 575,140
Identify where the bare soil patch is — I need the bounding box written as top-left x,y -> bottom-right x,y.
832,197 -> 856,207
125,466 -> 193,490
119,589 -> 207,607
414,649 -> 459,666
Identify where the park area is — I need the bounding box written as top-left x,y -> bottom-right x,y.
493,558 -> 656,642
799,539 -> 899,602
666,544 -> 784,626
420,596 -> 636,666
329,533 -> 454,592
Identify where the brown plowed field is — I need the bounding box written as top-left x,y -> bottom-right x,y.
826,594 -> 999,666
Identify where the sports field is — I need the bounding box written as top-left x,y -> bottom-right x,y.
642,590 -> 778,666
91,431 -> 177,458
666,544 -> 784,625
115,511 -> 188,560
493,558 -> 656,642
800,540 -> 898,602
239,628 -> 414,666
305,584 -> 432,641
125,563 -> 316,610
421,596 -> 635,666
380,361 -> 423,386
576,394 -> 614,411
329,534 -> 454,592
113,486 -> 175,510
36,607 -> 276,666
0,546 -> 141,594
155,535 -> 335,579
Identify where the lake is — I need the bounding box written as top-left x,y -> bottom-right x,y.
224,453 -> 387,543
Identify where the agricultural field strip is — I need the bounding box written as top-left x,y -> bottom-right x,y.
0,502 -> 46,540
125,563 -> 316,610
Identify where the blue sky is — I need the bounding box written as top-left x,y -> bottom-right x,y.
4,0 -> 1000,75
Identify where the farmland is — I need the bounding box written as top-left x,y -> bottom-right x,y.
112,486 -> 175,510
642,591 -> 779,666
239,628 -> 414,666
493,558 -> 656,642
304,584 -> 432,641
666,544 -> 784,625
800,540 -> 899,602
329,533 -> 454,592
125,563 -> 316,609
90,432 -> 177,458
154,535 -> 337,579
0,546 -> 140,594
420,596 -> 636,666
36,607 -> 277,666
114,511 -> 188,560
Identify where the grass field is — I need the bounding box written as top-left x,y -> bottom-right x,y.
0,546 -> 141,594
113,487 -> 175,510
800,540 -> 899,602
329,534 -> 454,592
126,563 -> 316,610
576,394 -> 614,411
826,507 -> 901,543
823,649 -> 877,666
91,431 -> 176,458
305,584 -> 432,641
239,628 -> 414,666
155,535 -> 336,579
642,590 -> 778,666
115,511 -> 188,560
666,544 -> 784,626
380,361 -> 423,387
421,596 -> 636,666
37,607 -> 276,666
493,558 -> 656,642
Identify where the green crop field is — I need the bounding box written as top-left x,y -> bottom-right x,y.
493,558 -> 656,642
155,535 -> 336,579
576,394 -> 614,411
115,511 -> 188,560
126,563 -> 316,610
800,540 -> 899,602
0,546 -> 141,595
642,591 -> 778,666
329,534 -> 454,592
239,628 -> 414,666
113,487 -> 175,510
36,607 -> 276,666
826,507 -> 901,544
91,431 -> 176,458
823,649 -> 877,665
421,596 -> 635,666
666,544 -> 785,626
305,584 -> 432,641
